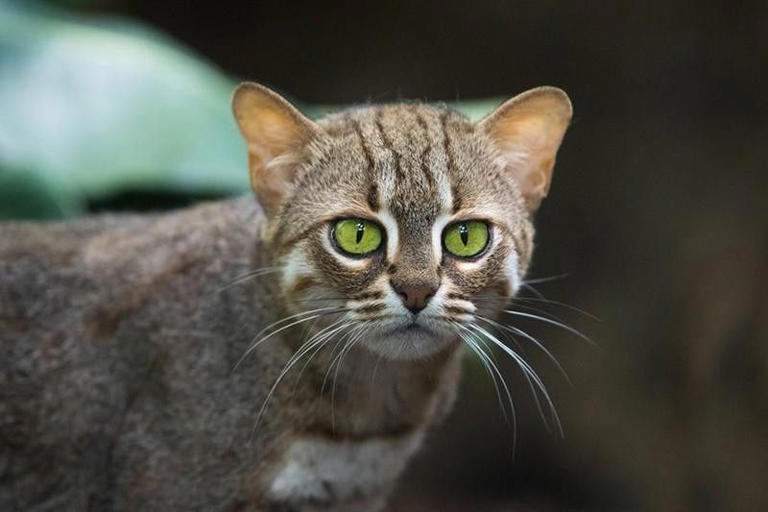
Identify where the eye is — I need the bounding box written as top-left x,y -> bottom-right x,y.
443,220 -> 490,258
331,219 -> 384,256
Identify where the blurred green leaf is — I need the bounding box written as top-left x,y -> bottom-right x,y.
0,2 -> 501,220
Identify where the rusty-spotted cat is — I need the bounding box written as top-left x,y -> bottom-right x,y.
0,82 -> 571,511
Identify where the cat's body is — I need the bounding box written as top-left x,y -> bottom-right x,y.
0,85 -> 571,511
1,199 -> 459,511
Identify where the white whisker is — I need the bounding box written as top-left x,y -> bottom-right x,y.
330,324 -> 369,431
475,315 -> 571,386
512,296 -> 600,321
251,319 -> 354,436
232,307 -> 347,372
504,310 -> 594,346
216,267 -> 282,294
456,328 -> 517,448
458,323 -> 563,437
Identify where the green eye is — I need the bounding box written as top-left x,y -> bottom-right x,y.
332,219 -> 383,256
443,220 -> 489,258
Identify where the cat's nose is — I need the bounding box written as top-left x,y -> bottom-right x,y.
392,283 -> 437,314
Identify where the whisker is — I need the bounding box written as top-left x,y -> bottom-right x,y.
475,315 -> 571,386
330,325 -> 369,431
512,296 -> 600,321
233,307 -> 348,372
466,293 -> 597,322
369,351 -> 386,388
459,323 -> 563,437
456,327 -> 517,448
322,324 -> 364,393
520,282 -> 546,300
216,267 -> 282,294
502,304 -> 575,333
291,319 -> 352,392
503,310 -> 595,346
522,273 -> 571,285
462,323 -> 553,434
477,323 -> 563,436
471,330 -> 503,362
251,319 -> 353,436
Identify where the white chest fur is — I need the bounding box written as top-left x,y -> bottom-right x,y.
267,431 -> 424,510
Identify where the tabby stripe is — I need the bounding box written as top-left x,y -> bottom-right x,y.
415,113 -> 437,198
367,183 -> 380,211
355,303 -> 385,314
351,118 -> 380,211
375,112 -> 404,183
353,118 -> 374,173
353,291 -> 384,301
440,112 -> 462,212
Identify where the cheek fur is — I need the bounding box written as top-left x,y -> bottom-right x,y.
280,244 -> 315,294
444,240 -> 517,298
504,247 -> 521,296
431,213 -> 452,265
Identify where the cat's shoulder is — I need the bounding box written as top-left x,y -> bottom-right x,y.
0,197 -> 265,326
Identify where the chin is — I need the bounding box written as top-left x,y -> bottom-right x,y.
361,321 -> 460,360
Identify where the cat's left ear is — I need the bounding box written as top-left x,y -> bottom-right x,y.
478,87 -> 572,212
232,82 -> 322,218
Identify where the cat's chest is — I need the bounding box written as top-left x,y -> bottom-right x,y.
266,431 -> 424,510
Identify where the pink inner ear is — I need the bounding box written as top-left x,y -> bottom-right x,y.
248,150 -> 302,218
233,83 -> 320,218
483,91 -> 571,211
242,109 -> 304,160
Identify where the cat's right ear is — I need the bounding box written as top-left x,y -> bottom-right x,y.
232,82 -> 322,218
478,87 -> 572,212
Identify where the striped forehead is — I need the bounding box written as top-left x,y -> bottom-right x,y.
348,105 -> 461,220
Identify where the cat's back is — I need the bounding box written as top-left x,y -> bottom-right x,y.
2,198 -> 259,334
0,198 -> 272,511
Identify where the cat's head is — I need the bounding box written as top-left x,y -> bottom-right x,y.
233,83 -> 571,360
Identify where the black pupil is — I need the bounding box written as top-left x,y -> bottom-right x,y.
458,223 -> 469,246
355,222 -> 365,244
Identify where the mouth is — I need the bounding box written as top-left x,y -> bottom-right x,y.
399,316 -> 438,334
361,316 -> 456,359
384,317 -> 427,334
394,320 -> 426,333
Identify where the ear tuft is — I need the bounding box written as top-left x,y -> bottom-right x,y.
478,86 -> 572,211
232,82 -> 320,217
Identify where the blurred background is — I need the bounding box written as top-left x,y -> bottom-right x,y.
1,0 -> 767,510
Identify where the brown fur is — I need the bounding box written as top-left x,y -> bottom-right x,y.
0,83 -> 571,511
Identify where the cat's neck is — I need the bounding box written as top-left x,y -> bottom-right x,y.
290,333 -> 463,439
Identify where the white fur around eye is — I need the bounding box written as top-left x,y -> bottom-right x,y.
431,213 -> 452,265
504,245 -> 521,295
375,208 -> 399,263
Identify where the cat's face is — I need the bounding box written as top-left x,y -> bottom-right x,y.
233,84 -> 571,359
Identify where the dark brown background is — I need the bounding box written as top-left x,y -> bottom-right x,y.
57,0 -> 768,510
